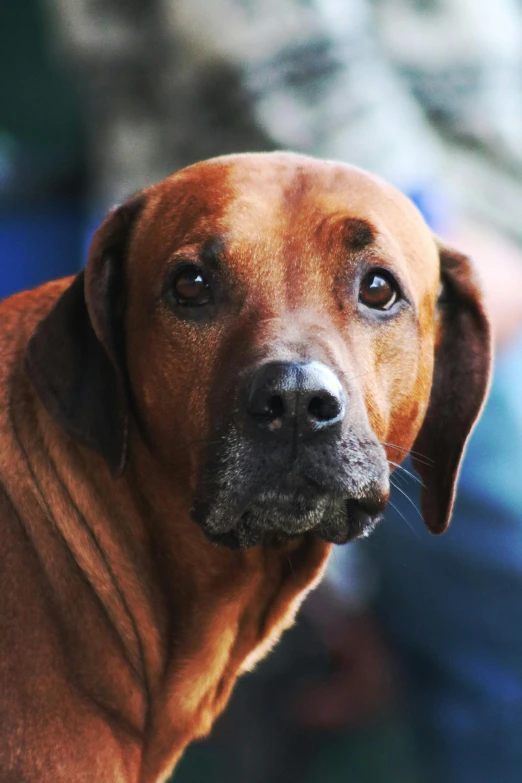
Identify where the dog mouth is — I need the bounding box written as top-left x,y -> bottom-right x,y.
193,490 -> 385,550
191,452 -> 389,550
189,417 -> 392,550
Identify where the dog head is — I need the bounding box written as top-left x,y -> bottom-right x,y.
27,153 -> 491,548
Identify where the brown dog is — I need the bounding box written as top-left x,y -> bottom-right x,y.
0,152 -> 490,782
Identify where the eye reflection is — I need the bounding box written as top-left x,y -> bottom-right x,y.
172,265 -> 212,306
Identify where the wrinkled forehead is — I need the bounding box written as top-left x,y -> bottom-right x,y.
130,154 -> 440,291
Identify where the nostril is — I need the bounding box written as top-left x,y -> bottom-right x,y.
307,393 -> 342,423
249,390 -> 286,422
265,394 -> 285,421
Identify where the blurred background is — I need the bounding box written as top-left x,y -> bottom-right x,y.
2,1 -> 522,781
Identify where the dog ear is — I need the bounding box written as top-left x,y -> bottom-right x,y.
412,242 -> 492,534
26,194 -> 145,477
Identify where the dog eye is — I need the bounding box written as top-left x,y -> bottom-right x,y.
171,265 -> 212,306
359,270 -> 398,311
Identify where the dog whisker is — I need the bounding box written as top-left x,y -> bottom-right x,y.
387,460 -> 425,488
388,462 -> 409,485
387,498 -> 422,539
379,441 -> 434,467
389,478 -> 424,524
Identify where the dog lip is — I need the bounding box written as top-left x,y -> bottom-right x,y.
193,470 -> 388,525
254,488 -> 321,513
253,474 -> 330,506
316,497 -> 386,544
352,492 -> 389,516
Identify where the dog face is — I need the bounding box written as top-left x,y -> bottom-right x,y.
27,153 -> 491,548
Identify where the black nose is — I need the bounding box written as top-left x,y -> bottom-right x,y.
246,361 -> 346,438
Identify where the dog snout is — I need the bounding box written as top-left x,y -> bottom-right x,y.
246,360 -> 346,438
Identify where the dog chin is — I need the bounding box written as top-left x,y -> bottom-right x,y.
193,494 -> 383,550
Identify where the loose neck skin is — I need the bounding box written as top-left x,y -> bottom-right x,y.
123,430 -> 331,780
11,384 -> 330,781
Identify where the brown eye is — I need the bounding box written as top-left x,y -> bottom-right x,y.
172,265 -> 212,306
359,270 -> 398,311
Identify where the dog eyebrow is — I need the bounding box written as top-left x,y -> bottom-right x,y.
200,236 -> 226,270
341,218 -> 376,251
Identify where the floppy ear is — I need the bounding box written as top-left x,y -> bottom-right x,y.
412,242 -> 492,534
26,194 -> 145,477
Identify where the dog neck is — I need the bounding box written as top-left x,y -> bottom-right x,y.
123,432 -> 331,780
7,379 -> 330,781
